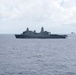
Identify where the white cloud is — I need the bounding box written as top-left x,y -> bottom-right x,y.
0,0 -> 76,33
0,0 -> 76,22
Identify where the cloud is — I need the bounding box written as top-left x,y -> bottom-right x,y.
0,0 -> 76,23
0,0 -> 76,33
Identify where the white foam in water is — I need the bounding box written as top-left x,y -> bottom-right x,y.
0,34 -> 76,75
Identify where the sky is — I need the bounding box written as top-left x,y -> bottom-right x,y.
0,0 -> 76,34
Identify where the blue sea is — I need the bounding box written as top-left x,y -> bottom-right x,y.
0,34 -> 76,75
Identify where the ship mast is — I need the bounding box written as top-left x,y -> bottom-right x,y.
41,27 -> 44,33
26,28 -> 29,31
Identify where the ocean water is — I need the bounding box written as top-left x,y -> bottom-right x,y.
0,34 -> 76,75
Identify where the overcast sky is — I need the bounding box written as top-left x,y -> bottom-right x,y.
0,0 -> 76,34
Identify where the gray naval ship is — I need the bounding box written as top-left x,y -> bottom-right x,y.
15,27 -> 67,39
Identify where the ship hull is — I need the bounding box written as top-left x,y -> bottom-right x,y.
15,34 -> 67,39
